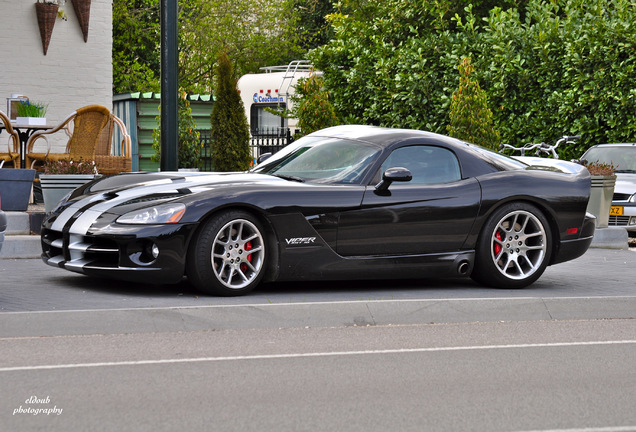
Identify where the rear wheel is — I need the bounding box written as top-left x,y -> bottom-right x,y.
471,203 -> 552,289
187,210 -> 266,296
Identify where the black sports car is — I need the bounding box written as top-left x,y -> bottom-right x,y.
41,126 -> 595,296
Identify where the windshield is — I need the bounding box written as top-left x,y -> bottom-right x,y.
251,135 -> 382,184
583,146 -> 636,173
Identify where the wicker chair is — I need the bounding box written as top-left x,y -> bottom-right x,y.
94,113 -> 133,175
0,111 -> 20,168
26,105 -> 132,175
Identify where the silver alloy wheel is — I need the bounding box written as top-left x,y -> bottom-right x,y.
490,210 -> 547,280
211,218 -> 265,290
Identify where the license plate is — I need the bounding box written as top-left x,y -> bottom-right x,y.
610,206 -> 624,216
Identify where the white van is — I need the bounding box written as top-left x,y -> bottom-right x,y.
237,60 -> 316,137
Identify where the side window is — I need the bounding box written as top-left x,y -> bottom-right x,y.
381,146 -> 461,184
250,103 -> 287,136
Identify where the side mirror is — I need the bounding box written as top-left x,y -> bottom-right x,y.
375,167 -> 412,193
257,152 -> 272,164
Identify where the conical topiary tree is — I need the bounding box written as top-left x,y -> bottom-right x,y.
210,51 -> 252,171
447,57 -> 500,150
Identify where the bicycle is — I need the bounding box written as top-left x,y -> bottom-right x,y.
499,135 -> 581,159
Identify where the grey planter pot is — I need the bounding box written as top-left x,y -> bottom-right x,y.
0,169 -> 36,211
40,174 -> 97,213
586,175 -> 616,228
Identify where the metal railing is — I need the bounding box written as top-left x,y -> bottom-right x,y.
198,128 -> 295,171
198,130 -> 213,171
250,128 -> 295,157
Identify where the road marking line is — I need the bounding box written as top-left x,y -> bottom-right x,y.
1,340 -> 635,373
515,427 -> 636,432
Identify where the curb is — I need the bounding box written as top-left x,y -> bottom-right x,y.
1,207 -> 45,259
0,235 -> 42,259
2,296 -> 636,338
590,226 -> 629,249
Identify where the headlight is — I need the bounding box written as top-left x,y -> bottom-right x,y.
117,203 -> 186,224
629,194 -> 636,203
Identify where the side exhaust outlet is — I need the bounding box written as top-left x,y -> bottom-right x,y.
457,260 -> 470,276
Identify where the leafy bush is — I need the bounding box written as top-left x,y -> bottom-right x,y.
310,2 -> 460,130
310,0 -> 636,160
472,0 -> 636,160
290,73 -> 339,137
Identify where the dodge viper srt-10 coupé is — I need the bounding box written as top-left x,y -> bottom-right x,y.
41,126 -> 595,296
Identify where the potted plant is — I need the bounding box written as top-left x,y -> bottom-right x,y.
40,159 -> 99,213
584,160 -> 617,228
16,100 -> 48,126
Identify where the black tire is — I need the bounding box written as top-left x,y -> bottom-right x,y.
471,202 -> 552,289
187,210 -> 267,296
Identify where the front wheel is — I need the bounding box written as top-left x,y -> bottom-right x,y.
471,203 -> 552,289
187,210 -> 267,296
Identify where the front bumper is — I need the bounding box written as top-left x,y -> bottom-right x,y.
41,222 -> 198,284
608,202 -> 636,234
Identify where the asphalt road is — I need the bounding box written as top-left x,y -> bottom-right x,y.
2,320 -> 635,432
1,248 -> 635,432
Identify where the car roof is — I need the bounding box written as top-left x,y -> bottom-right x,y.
303,125 -> 529,177
586,143 -> 636,148
306,125 -> 467,149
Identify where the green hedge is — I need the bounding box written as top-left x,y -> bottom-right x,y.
311,0 -> 636,160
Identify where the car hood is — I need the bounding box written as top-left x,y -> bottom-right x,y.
84,171 -> 286,193
615,173 -> 636,195
60,171 -> 302,215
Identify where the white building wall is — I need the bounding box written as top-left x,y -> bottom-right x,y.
1,0 -> 112,154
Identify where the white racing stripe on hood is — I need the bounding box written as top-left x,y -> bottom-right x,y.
50,173 -> 274,235
51,193 -> 117,232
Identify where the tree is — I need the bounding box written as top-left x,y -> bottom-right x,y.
294,0 -> 336,51
113,0 -> 302,94
112,0 -> 161,94
210,51 -> 252,172
447,58 -> 500,149
178,0 -> 301,93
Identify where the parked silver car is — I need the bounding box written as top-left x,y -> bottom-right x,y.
581,143 -> 636,237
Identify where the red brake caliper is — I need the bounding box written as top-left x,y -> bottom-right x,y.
240,241 -> 253,272
494,231 -> 502,256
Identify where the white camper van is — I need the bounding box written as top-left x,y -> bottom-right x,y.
237,60 -> 315,137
